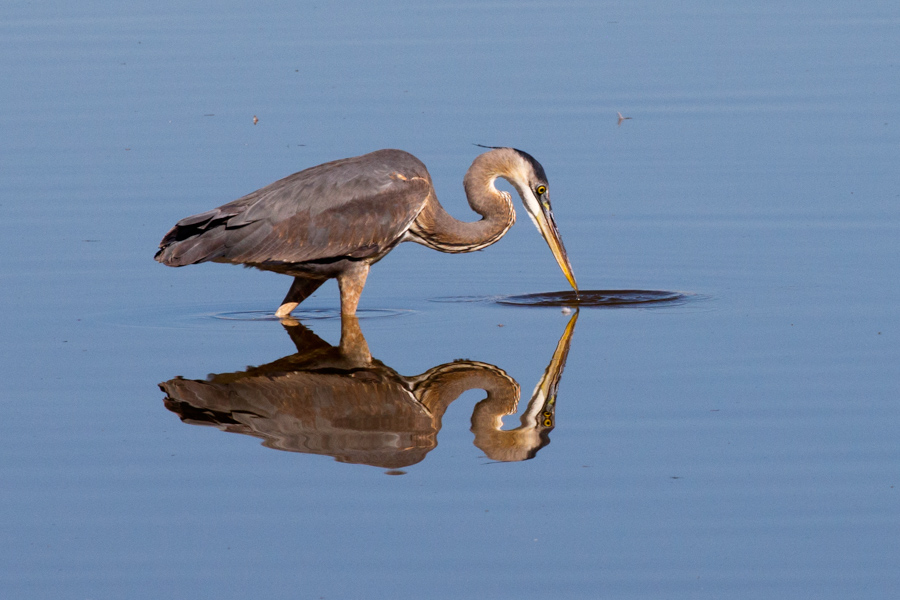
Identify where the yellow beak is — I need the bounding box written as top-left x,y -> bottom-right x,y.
534,195 -> 578,291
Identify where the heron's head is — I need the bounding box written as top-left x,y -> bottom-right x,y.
473,147 -> 578,291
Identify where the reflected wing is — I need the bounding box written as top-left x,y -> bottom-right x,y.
156,149 -> 431,267
160,366 -> 437,469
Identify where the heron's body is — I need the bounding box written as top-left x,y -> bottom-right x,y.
156,148 -> 576,316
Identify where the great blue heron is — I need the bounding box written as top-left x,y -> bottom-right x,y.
155,147 -> 577,317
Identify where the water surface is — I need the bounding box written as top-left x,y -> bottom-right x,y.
1,1 -> 898,599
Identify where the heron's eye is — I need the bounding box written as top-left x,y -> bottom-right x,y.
535,185 -> 547,196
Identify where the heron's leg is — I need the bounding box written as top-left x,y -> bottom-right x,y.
276,276 -> 325,318
336,262 -> 370,316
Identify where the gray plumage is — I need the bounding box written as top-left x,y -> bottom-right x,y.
156,149 -> 429,271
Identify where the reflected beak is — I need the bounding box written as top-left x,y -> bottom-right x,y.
533,309 -> 579,410
533,195 -> 578,291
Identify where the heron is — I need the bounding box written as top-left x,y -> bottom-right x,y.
155,147 -> 577,317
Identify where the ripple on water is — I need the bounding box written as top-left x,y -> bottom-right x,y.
212,308 -> 412,321
89,303 -> 412,329
433,290 -> 693,308
499,290 -> 689,307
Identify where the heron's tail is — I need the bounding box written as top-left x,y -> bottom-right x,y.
155,202 -> 247,266
155,225 -> 232,266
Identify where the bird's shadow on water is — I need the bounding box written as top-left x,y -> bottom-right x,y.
159,313 -> 578,471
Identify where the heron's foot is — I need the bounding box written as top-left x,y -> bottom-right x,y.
275,302 -> 298,318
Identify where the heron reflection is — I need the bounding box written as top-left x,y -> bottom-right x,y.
161,312 -> 577,468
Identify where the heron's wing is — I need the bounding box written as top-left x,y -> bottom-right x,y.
156,150 -> 432,267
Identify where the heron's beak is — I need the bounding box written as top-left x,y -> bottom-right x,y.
533,194 -> 578,291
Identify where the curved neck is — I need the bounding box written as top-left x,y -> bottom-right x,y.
411,361 -> 520,426
409,149 -> 524,253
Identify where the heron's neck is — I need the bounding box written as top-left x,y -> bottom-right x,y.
408,150 -> 519,253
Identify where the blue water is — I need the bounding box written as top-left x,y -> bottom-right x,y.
1,1 -> 898,598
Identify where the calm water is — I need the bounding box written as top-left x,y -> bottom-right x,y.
2,1 -> 899,598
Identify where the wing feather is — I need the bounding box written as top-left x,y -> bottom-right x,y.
156,150 -> 431,268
